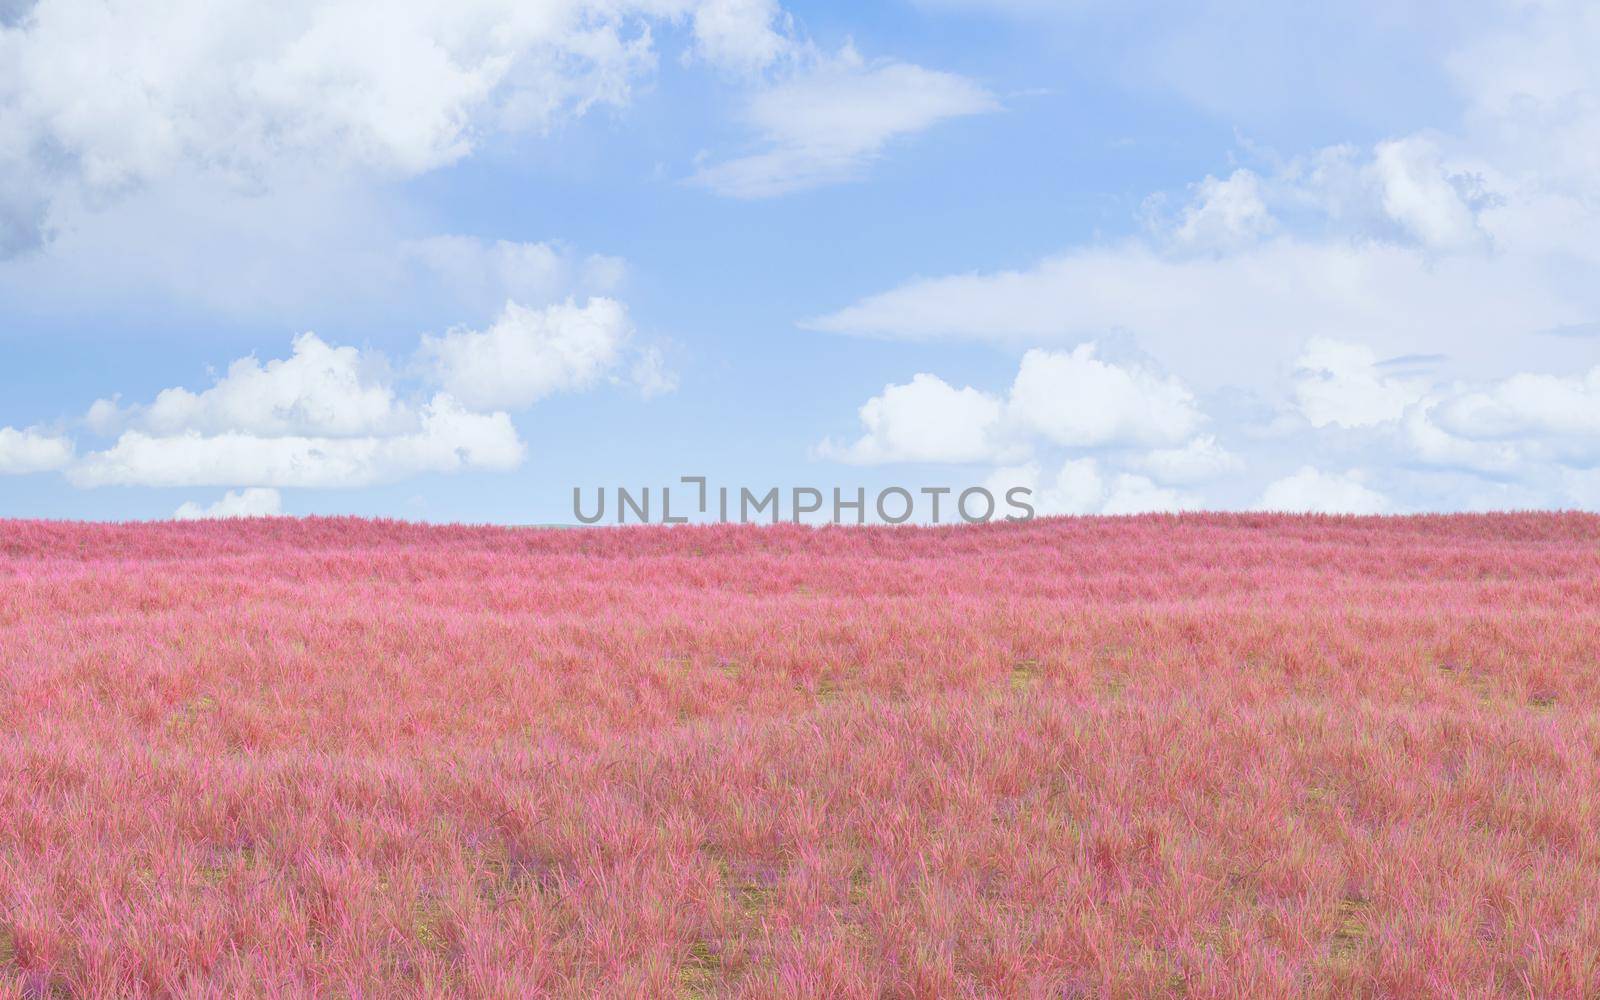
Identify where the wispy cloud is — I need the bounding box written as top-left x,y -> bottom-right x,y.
693,46 -> 998,198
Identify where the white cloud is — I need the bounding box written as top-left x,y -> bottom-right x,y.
1401,406 -> 1523,476
1430,366 -> 1600,442
400,237 -> 627,315
1369,135 -> 1488,253
818,344 -> 1209,467
58,291 -> 672,491
71,394 -> 523,489
174,487 -> 284,520
1100,472 -> 1195,514
816,373 -> 1010,464
0,0 -> 797,254
1160,169 -> 1276,253
0,182 -> 634,328
797,1 -> 1600,516
1256,466 -> 1389,514
688,0 -> 793,72
803,73 -> 1600,393
1446,0 -> 1600,195
1291,338 -> 1430,429
59,292 -> 675,491
1008,344 -> 1200,448
0,425 -> 73,474
693,45 -> 998,197
985,458 -> 1198,515
985,461 -> 1100,515
1279,339 -> 1600,477
94,332 -> 407,439
803,238 -> 1590,393
1131,434 -> 1241,485
629,346 -> 679,399
422,297 -> 638,411
28,278 -> 672,492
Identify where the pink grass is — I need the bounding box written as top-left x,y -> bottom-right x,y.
2,514 -> 1599,997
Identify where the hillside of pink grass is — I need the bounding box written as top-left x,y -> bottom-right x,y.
2,514 -> 1599,997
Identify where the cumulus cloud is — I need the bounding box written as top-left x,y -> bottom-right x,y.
1130,435 -> 1241,485
62,294 -> 664,491
0,0 -> 799,254
1430,366 -> 1600,442
1156,169 -> 1277,253
1007,345 -> 1200,448
92,333 -> 406,439
422,298 -> 637,411
0,425 -> 73,474
174,488 -> 284,520
801,1 -> 1600,512
1256,466 -> 1389,514
816,345 -> 1233,507
985,459 -> 1198,516
804,101 -> 1589,395
1291,339 -> 1430,430
72,395 -> 523,489
1400,365 -> 1600,474
1284,340 -> 1600,478
688,0 -> 793,72
693,45 -> 998,197
819,345 -> 1210,466
1401,406 -> 1522,476
816,373 -> 1011,464
1368,135 -> 1490,253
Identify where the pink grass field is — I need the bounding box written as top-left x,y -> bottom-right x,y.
2,514 -> 1599,998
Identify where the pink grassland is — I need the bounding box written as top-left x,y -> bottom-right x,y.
1,513 -> 1599,998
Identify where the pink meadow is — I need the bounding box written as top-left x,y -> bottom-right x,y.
2,514 -> 1598,997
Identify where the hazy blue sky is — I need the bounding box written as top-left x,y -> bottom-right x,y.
2,0 -> 1597,522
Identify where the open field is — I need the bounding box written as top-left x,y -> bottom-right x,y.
2,514 -> 1599,997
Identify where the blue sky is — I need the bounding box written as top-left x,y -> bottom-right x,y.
2,0 -> 1597,522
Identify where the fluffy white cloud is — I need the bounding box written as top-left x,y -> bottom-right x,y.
1159,169 -> 1276,253
1007,345 -> 1200,448
1369,135 -> 1488,253
1130,434 -> 1241,485
0,425 -> 73,474
816,373 -> 1010,464
1431,366 -> 1600,442
0,0 -> 796,253
1292,338 -> 1431,430
1256,466 -> 1389,514
422,298 -> 637,411
805,64 -> 1596,393
985,460 -> 1100,515
818,344 -> 1210,467
16,264 -> 670,492
174,488 -> 284,520
802,1 -> 1600,513
61,293 -> 672,491
1099,472 -> 1196,515
72,394 -> 522,489
94,332 -> 407,439
688,0 -> 792,72
985,459 -> 1198,516
1283,339 -> 1600,477
693,45 -> 997,197
1401,406 -> 1522,476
